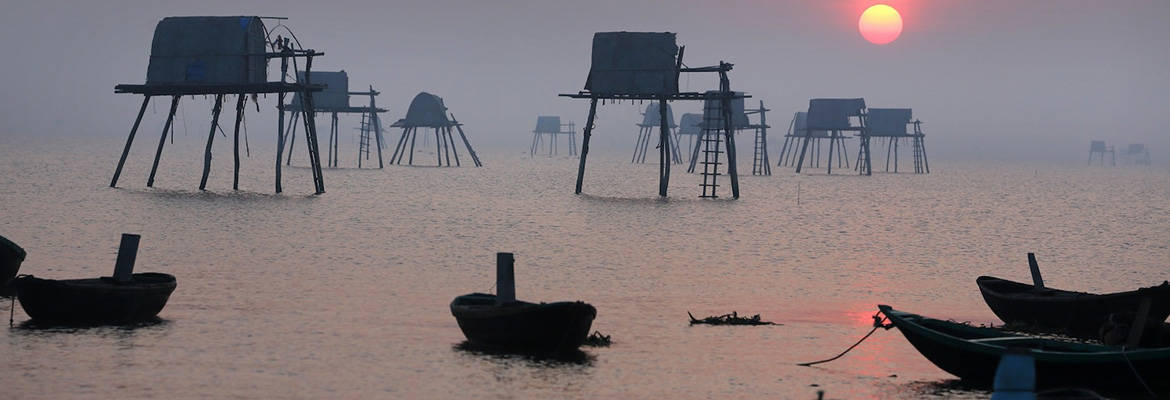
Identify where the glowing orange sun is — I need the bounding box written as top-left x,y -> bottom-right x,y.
858,4 -> 903,45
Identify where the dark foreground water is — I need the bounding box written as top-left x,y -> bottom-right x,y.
1,135 -> 1167,399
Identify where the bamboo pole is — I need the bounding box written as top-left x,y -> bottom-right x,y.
147,96 -> 181,187
111,95 -> 152,188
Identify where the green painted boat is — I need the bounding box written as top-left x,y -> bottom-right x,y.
879,304 -> 1170,390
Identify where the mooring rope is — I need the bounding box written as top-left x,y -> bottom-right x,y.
798,312 -> 893,367
1120,346 -> 1157,399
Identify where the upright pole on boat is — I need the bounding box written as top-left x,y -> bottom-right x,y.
991,349 -> 1036,400
113,233 -> 141,282
496,252 -> 515,305
1027,253 -> 1043,289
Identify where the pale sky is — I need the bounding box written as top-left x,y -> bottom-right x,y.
1,0 -> 1167,163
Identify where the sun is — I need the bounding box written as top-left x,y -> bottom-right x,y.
858,4 -> 903,45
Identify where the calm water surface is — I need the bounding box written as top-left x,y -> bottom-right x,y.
1,135 -> 1167,399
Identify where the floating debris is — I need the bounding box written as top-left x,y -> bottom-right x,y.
688,311 -> 778,326
582,330 -> 612,347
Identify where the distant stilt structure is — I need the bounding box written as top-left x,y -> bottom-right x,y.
868,108 -> 929,173
745,101 -> 771,176
676,113 -> 703,159
778,112 -> 848,169
282,71 -> 388,169
560,32 -> 745,198
631,102 -> 682,164
388,92 -> 482,167
109,16 -> 326,194
1088,140 -> 1115,166
793,98 -> 870,175
1123,144 -> 1151,165
530,116 -> 577,157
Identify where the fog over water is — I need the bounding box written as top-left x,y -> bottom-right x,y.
1,0 -> 1168,163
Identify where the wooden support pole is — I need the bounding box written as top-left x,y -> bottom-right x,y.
285,112 -> 299,165
827,134 -> 835,175
373,113 -> 385,169
147,96 -> 181,188
1027,253 -> 1044,289
795,130 -> 812,174
232,93 -> 245,190
407,127 -> 418,165
446,126 -> 462,166
276,94 -> 286,193
199,94 -> 225,191
434,128 -> 443,166
631,128 -> 643,163
658,99 -> 671,197
112,233 -> 141,282
450,115 -> 482,167
111,95 -> 152,188
1127,296 -> 1153,347
390,128 -> 408,164
575,98 -> 598,194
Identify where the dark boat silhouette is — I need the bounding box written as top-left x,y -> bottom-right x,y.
978,276 -> 1170,339
11,233 -> 177,325
880,304 -> 1170,389
13,273 -> 176,324
450,253 -> 596,355
0,234 -> 25,296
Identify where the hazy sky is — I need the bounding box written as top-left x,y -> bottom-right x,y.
2,0 -> 1167,163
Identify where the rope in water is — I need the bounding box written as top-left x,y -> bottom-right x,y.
798,312 -> 893,367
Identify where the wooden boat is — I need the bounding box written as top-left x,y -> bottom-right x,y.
451,292 -> 596,354
879,304 -> 1170,389
0,234 -> 25,296
12,273 -> 176,324
977,276 -> 1170,339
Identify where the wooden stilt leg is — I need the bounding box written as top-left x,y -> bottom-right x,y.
199,94 -> 225,191
446,127 -> 462,166
408,127 -> 418,165
450,116 -> 482,167
658,99 -> 671,197
111,95 -> 152,188
827,135 -> 835,175
434,128 -> 443,166
795,131 -> 812,174
275,96 -> 286,193
575,98 -> 598,194
232,94 -> 245,190
285,112 -> 299,166
390,128 -> 408,164
373,114 -> 385,169
147,96 -> 181,187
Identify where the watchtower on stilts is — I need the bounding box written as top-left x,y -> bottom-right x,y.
631,103 -> 682,164
777,111 -> 851,171
676,113 -> 703,158
1089,141 -> 1115,166
530,116 -> 577,157
110,16 -> 327,194
560,32 -> 745,198
1123,144 -> 1151,165
282,71 -> 388,169
792,98 -> 871,175
867,108 -> 929,173
388,92 -> 482,167
745,101 -> 771,176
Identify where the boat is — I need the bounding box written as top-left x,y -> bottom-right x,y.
451,293 -> 596,354
977,275 -> 1170,339
879,304 -> 1170,389
12,273 -> 177,324
450,252 -> 596,355
0,234 -> 25,296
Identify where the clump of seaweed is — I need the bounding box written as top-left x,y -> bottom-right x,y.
688,311 -> 778,326
582,331 -> 612,347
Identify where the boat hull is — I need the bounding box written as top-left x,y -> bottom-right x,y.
881,304 -> 1170,389
451,293 -> 596,354
0,234 -> 25,296
13,273 -> 177,324
977,276 -> 1170,339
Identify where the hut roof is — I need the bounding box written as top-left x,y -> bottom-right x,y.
535,116 -> 562,133
806,98 -> 866,131
678,113 -> 703,135
639,103 -> 677,128
288,71 -> 349,110
585,32 -> 679,96
700,91 -> 750,129
867,108 -> 913,136
392,92 -> 452,128
145,16 -> 268,85
1090,140 -> 1107,152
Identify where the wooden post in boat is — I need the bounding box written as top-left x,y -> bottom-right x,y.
112,233 -> 141,282
496,252 -> 515,305
1027,253 -> 1044,289
1127,296 -> 1152,348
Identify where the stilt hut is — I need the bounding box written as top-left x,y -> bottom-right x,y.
530,116 -> 577,157
792,98 -> 871,175
745,101 -> 771,176
388,92 -> 482,167
559,32 -> 746,198
867,108 -> 929,173
1124,144 -> 1151,165
1089,140 -> 1115,166
776,111 -> 851,171
110,16 -> 327,193
677,113 -> 704,158
282,71 -> 388,169
631,103 -> 682,164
